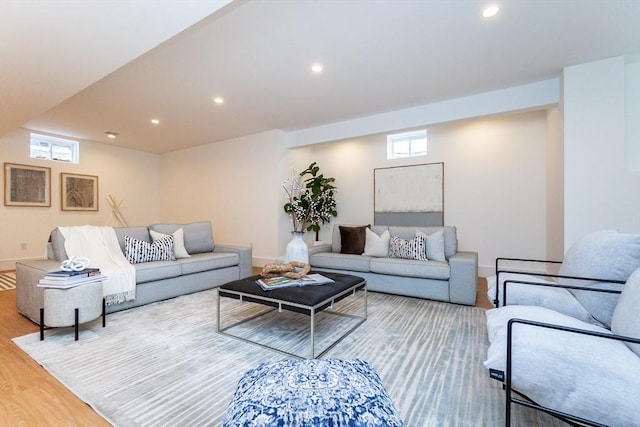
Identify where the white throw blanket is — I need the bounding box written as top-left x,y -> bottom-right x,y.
58,226 -> 136,305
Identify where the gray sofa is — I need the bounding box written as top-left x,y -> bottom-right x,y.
309,224 -> 478,305
16,221 -> 252,323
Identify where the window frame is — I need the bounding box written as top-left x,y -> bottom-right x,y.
387,129 -> 427,160
30,133 -> 79,163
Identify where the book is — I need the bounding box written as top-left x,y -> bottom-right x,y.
38,274 -> 107,289
256,273 -> 334,291
43,269 -> 102,282
45,268 -> 100,278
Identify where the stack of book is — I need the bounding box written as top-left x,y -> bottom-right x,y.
37,268 -> 106,289
256,273 -> 334,291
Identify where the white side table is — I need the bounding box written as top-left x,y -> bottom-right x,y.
39,281 -> 105,341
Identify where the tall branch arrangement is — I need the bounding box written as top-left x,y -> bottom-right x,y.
283,162 -> 338,237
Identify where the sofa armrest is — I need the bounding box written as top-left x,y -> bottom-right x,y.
16,259 -> 62,323
214,245 -> 252,279
309,243 -> 333,256
448,251 -> 478,305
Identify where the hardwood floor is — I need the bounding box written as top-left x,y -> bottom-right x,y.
0,275 -> 490,426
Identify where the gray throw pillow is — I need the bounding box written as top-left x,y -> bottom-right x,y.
150,221 -> 214,254
611,267 -> 640,357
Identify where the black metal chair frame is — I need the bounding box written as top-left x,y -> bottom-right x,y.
494,257 -> 636,426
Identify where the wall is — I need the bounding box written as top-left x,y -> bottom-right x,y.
563,57 -> 640,248
0,128 -> 161,270
292,110 -> 550,276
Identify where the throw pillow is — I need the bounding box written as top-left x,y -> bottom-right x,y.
611,267 -> 640,357
363,228 -> 391,257
150,228 -> 190,259
559,230 -> 640,327
340,225 -> 369,255
124,235 -> 176,264
417,230 -> 446,262
389,234 -> 428,261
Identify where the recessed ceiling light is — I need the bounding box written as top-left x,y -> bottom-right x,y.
213,96 -> 224,104
105,131 -> 118,139
311,64 -> 323,73
151,118 -> 160,125
482,5 -> 499,18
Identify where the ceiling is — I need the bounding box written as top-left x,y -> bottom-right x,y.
2,0 -> 639,154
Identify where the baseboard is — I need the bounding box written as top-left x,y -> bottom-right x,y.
0,256 -> 46,272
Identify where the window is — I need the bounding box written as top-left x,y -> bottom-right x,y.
30,133 -> 79,163
387,130 -> 427,159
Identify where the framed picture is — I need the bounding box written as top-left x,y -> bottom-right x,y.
61,173 -> 99,211
4,163 -> 51,207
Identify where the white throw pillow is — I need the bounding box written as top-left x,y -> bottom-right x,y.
611,267 -> 640,357
363,228 -> 390,257
416,230 -> 446,262
150,228 -> 190,259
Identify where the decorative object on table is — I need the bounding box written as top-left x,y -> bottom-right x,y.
61,172 -> 98,211
60,256 -> 90,271
374,162 -> 444,226
261,261 -> 311,279
256,273 -> 334,291
106,194 -> 128,226
282,162 -> 338,261
4,162 -> 51,207
223,358 -> 404,427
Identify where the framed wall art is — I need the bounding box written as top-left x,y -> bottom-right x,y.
374,162 -> 444,226
61,173 -> 99,211
4,163 -> 51,207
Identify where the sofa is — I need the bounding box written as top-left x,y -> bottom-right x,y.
308,224 -> 478,305
16,221 -> 252,324
484,230 -> 640,426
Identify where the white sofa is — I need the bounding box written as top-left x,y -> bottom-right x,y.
16,221 -> 252,323
309,224 -> 478,305
484,230 -> 640,426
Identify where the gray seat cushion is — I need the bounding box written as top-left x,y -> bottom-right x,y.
134,261 -> 182,283
178,252 -> 239,275
370,258 -> 450,280
310,253 -> 372,272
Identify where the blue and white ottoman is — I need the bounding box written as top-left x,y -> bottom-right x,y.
222,358 -> 404,426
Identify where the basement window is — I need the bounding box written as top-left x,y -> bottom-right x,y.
387,130 -> 427,159
30,133 -> 79,163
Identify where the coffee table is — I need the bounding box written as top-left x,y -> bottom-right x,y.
217,272 -> 366,359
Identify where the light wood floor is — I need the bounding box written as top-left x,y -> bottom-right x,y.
0,274 -> 490,426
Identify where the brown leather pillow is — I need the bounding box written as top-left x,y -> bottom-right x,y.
339,225 -> 370,254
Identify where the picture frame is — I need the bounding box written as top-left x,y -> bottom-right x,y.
4,163 -> 51,207
61,173 -> 99,211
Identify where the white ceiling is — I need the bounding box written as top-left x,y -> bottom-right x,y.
2,0 -> 639,154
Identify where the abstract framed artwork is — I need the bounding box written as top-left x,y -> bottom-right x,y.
61,173 -> 99,211
374,162 -> 444,226
4,163 -> 51,207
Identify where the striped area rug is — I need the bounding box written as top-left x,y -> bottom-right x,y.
0,271 -> 16,291
13,288 -> 568,426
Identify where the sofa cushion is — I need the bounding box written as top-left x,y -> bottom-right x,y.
611,267 -> 640,357
124,235 -> 176,264
371,258 -> 449,280
150,228 -> 190,259
310,252 -> 372,272
363,228 -> 390,257
559,230 -> 640,327
417,230 -> 446,262
113,226 -> 152,254
178,252 -> 239,275
485,305 -> 640,427
133,260 -> 182,283
150,221 -> 215,254
388,226 -> 457,259
389,234 -> 427,261
339,225 -> 369,254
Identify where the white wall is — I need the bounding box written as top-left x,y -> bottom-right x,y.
0,128 -> 161,270
546,107 -> 564,263
290,111 -> 550,276
563,57 -> 640,248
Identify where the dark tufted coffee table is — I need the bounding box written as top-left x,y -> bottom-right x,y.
217,271 -> 367,358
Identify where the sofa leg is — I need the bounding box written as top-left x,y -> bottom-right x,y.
40,308 -> 45,341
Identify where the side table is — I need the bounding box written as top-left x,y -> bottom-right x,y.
39,281 -> 106,341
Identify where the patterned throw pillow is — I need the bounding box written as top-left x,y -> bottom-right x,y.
389,234 -> 428,261
124,235 -> 176,264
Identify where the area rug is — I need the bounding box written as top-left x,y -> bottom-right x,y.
13,289 -> 567,426
0,271 -> 16,291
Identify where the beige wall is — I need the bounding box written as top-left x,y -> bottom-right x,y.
292,110 -> 551,276
0,128 -> 161,270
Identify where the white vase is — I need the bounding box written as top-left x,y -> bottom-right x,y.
285,231 -> 309,264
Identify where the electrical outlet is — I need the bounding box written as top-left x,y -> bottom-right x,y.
20,242 -> 27,250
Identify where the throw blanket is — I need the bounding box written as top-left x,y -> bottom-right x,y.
58,226 -> 136,305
